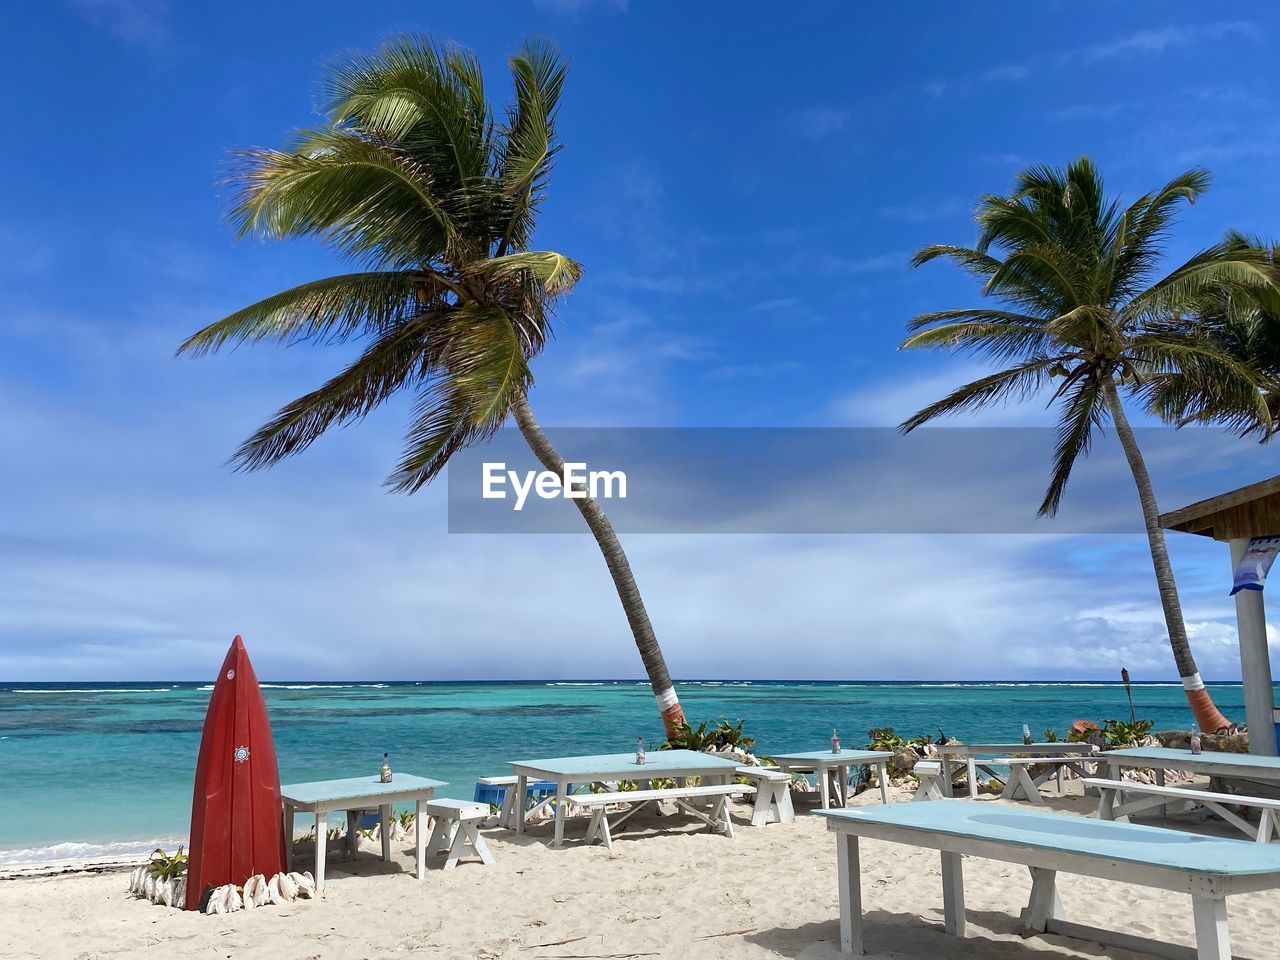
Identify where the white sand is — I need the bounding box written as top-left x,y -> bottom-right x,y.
3,786 -> 1278,959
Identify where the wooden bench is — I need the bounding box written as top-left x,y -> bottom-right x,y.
567,783 -> 755,849
737,766 -> 795,826
423,798 -> 494,869
1087,777 -> 1280,842
913,760 -> 946,802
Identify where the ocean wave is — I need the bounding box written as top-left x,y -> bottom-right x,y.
10,688 -> 176,695
195,683 -> 391,691
545,682 -> 606,686
0,836 -> 187,867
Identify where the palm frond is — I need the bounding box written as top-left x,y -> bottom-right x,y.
228,312 -> 441,471
474,250 -> 582,297
228,129 -> 456,265
176,272 -> 423,356
497,39 -> 566,253
1039,375 -> 1105,516
898,356 -> 1065,432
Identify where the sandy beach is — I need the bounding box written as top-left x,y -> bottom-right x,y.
5,785 -> 1278,960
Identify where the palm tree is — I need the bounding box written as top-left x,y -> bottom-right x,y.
178,36 -> 688,736
900,157 -> 1275,733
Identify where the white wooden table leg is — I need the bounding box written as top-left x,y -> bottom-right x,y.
1019,768 -> 1045,805
1155,768 -> 1167,818
345,809 -> 360,858
1022,867 -> 1060,933
379,803 -> 391,861
779,780 -> 795,823
552,779 -> 568,846
941,851 -> 966,937
818,768 -> 831,809
966,758 -> 977,799
940,757 -> 955,798
427,815 -> 452,856
514,774 -> 527,834
314,811 -> 327,893
1191,896 -> 1230,960
465,821 -> 494,865
836,833 -> 863,954
415,799 -> 426,880
877,762 -> 889,804
283,803 -> 294,871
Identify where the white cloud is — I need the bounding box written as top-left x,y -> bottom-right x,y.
66,0 -> 177,57
790,106 -> 850,141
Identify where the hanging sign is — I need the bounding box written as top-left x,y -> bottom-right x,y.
1230,535 -> 1280,595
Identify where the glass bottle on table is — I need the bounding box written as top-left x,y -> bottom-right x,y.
636,737 -> 646,765
380,752 -> 393,783
1190,723 -> 1202,755
831,728 -> 841,753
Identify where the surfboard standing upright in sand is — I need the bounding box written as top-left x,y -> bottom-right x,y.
185,635 -> 286,909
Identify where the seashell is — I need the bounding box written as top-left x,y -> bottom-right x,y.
129,866 -> 145,896
172,877 -> 186,910
267,873 -> 284,904
244,874 -> 270,908
288,872 -> 315,898
204,888 -> 223,915
220,884 -> 242,913
143,874 -> 157,902
276,871 -> 298,902
158,878 -> 173,907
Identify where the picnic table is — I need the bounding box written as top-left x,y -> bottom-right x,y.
281,774 -> 446,892
937,742 -> 1098,798
819,799 -> 1280,959
770,749 -> 893,808
508,749 -> 743,846
1105,746 -> 1280,789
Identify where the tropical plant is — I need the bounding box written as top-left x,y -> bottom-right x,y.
147,845 -> 188,879
900,157 -> 1278,733
176,35 -> 686,736
662,717 -> 757,753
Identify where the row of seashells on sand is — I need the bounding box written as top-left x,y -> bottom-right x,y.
202,871 -> 317,913
127,868 -> 317,913
127,868 -> 186,908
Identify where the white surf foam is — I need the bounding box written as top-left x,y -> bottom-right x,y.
0,836 -> 187,868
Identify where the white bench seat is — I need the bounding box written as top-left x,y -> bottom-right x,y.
423,798 -> 494,869
736,766 -> 794,826
1087,777 -> 1280,842
567,783 -> 755,848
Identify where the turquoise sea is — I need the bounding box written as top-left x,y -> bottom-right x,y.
0,679 -> 1264,863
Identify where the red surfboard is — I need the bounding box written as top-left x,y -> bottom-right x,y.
185,635 -> 286,909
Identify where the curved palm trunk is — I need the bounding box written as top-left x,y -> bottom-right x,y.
1102,380 -> 1232,733
510,391 -> 687,738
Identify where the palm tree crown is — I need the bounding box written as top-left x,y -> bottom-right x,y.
180,35 -> 580,492
902,157 -> 1273,514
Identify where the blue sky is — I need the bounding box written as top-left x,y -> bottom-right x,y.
2,1 -> 1278,682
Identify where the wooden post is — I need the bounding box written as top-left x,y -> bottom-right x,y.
1230,537 -> 1277,756
1191,895 -> 1231,960
836,833 -> 863,954
941,851 -> 966,936
415,799 -> 426,880
314,811 -> 327,893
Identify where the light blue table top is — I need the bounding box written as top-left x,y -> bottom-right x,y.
1105,747 -> 1280,771
509,748 -> 741,779
819,800 -> 1280,876
280,774 -> 447,805
772,749 -> 893,765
